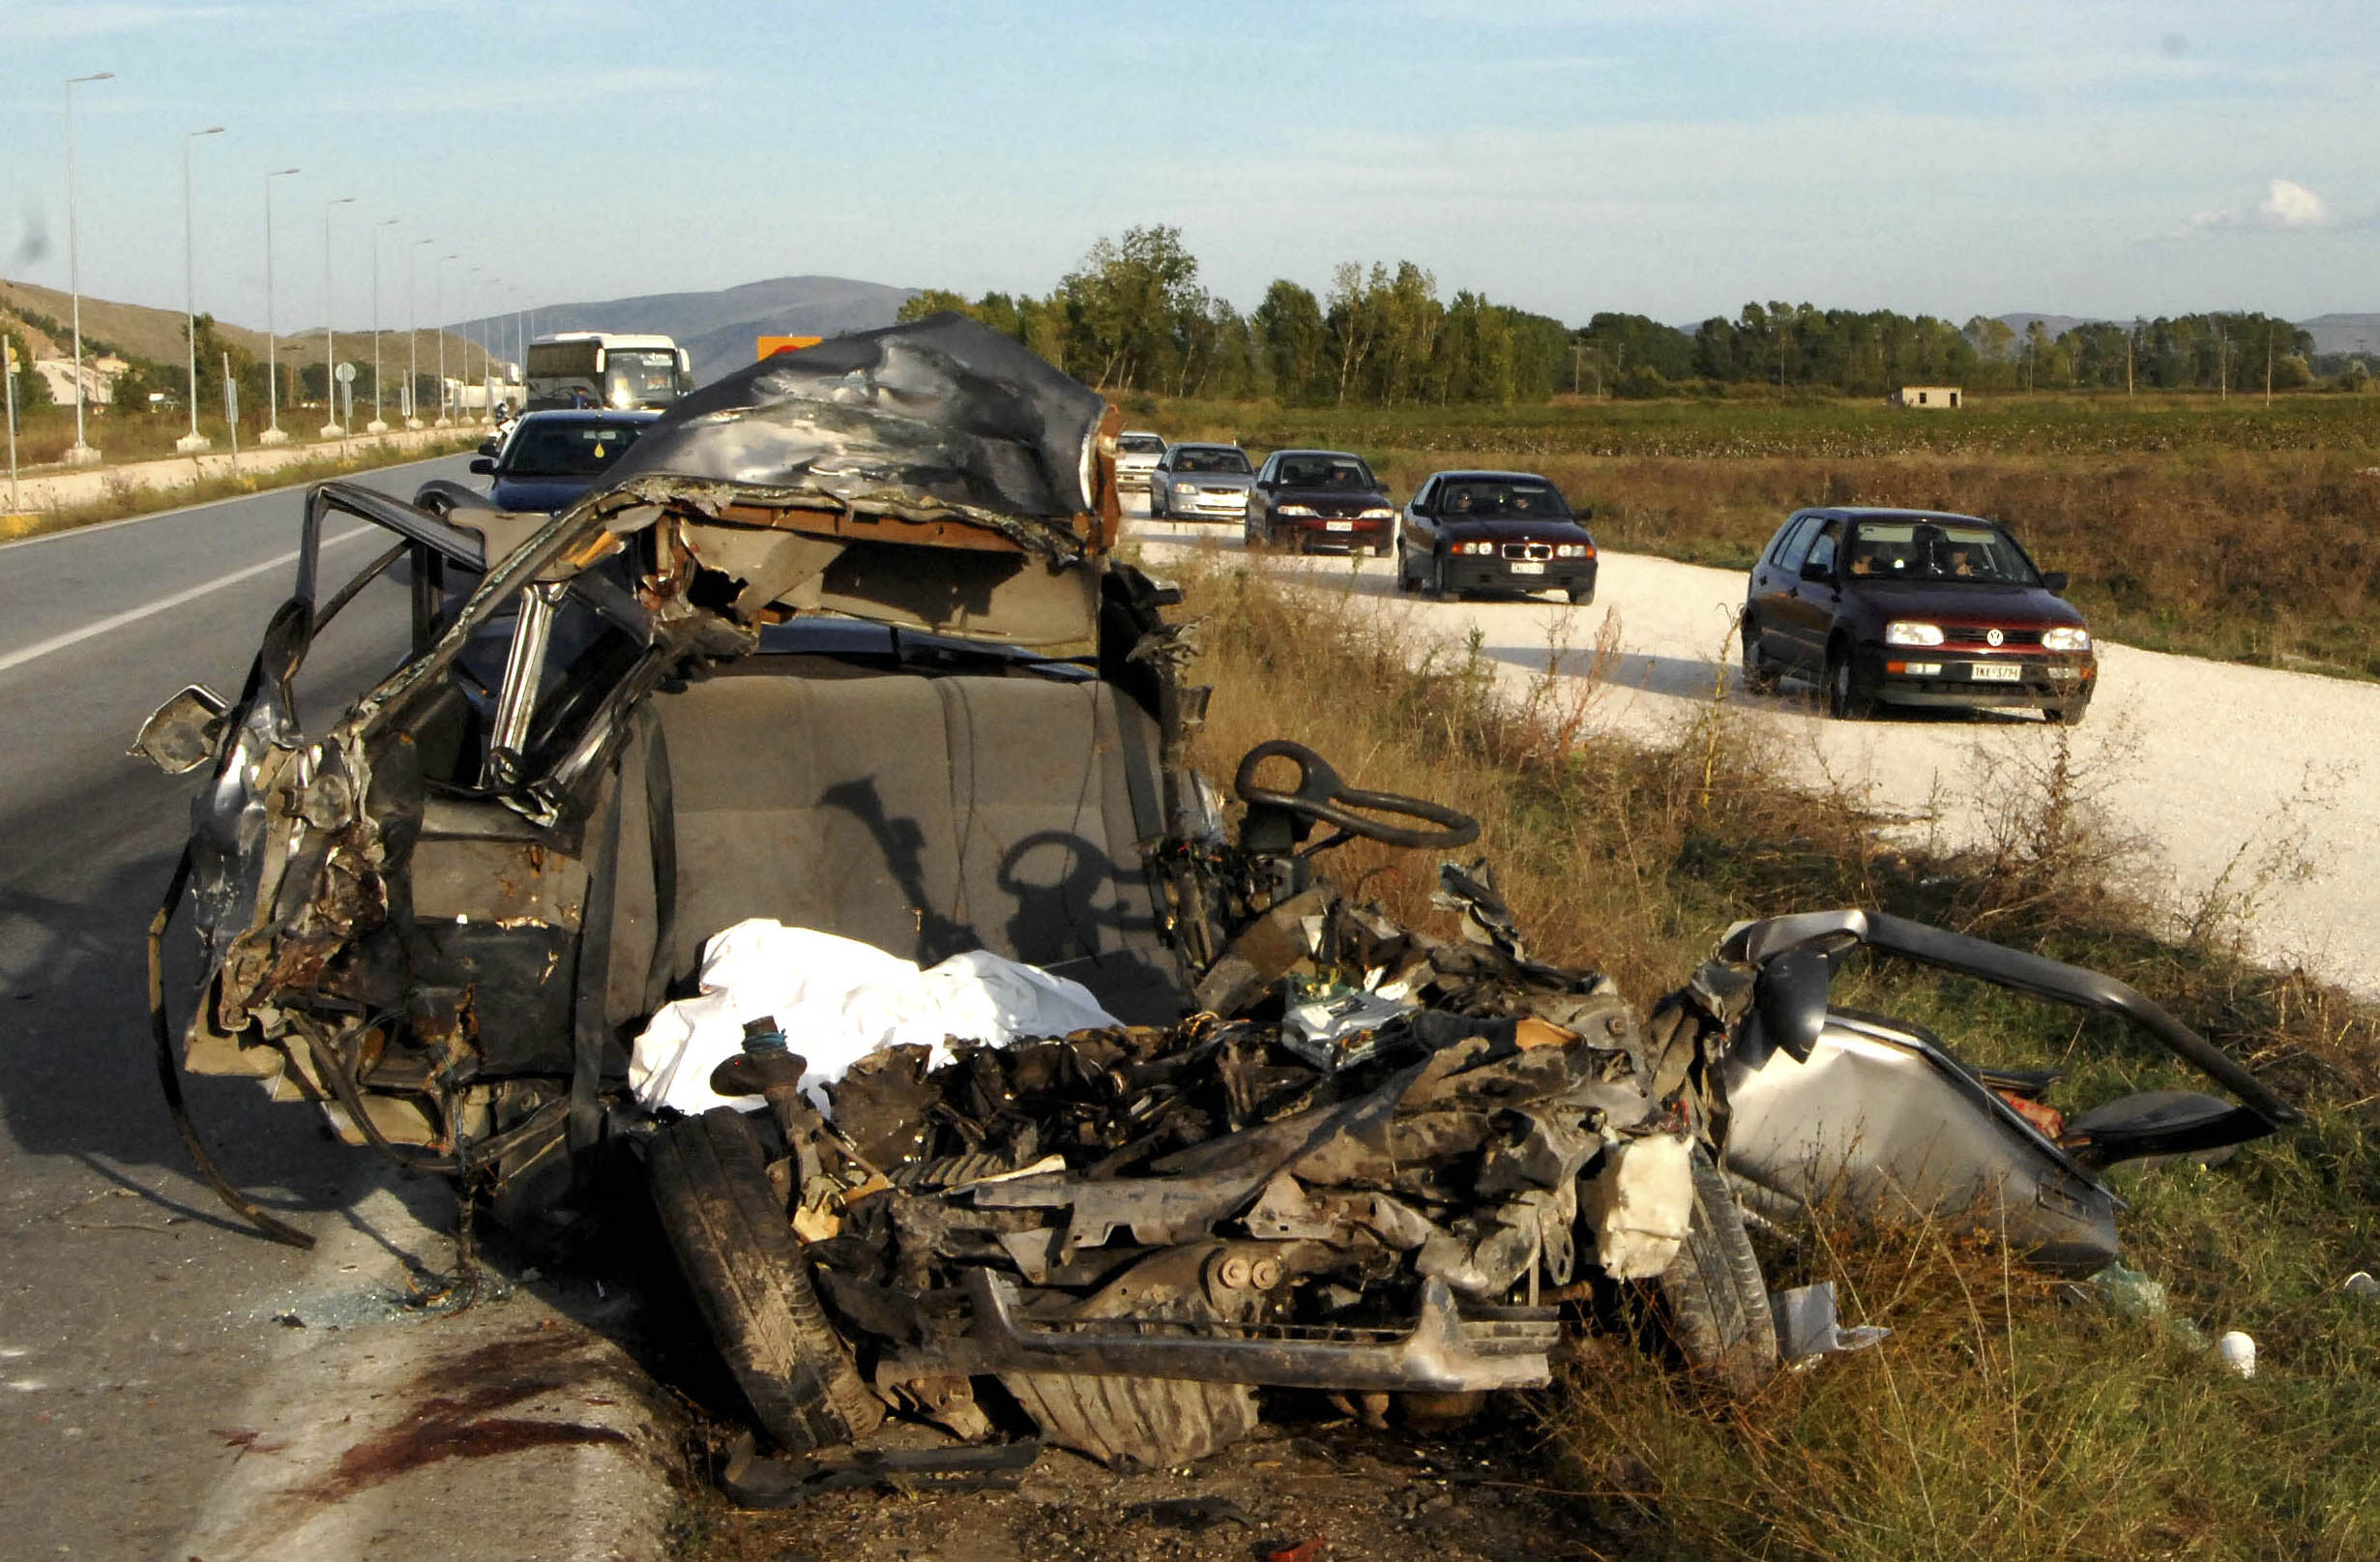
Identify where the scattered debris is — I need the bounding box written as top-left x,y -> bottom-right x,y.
1770,1282 -> 1891,1363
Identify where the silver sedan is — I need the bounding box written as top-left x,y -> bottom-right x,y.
1148,442 -> 1254,521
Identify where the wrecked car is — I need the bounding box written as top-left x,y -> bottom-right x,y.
137,315 -> 1775,1470
134,315 -> 2293,1479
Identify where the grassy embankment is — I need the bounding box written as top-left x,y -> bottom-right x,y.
1179,553 -> 2380,1560
1136,391 -> 2380,678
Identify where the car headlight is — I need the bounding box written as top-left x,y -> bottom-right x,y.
1554,544 -> 1587,558
1173,480 -> 1199,493
2042,626 -> 2091,652
1278,504 -> 1316,517
1463,541 -> 1495,556
1885,621 -> 1945,646
1359,507 -> 1395,520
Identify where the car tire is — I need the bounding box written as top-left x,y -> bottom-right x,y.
1429,549 -> 1454,600
647,1107 -> 883,1453
1825,641 -> 1874,720
1657,1146 -> 1781,1395
1740,614 -> 1781,693
1370,539 -> 1392,558
1566,585 -> 1595,606
2045,697 -> 2090,726
1395,542 -> 1416,593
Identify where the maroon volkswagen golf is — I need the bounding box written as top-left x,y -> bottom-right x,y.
1741,507 -> 2097,723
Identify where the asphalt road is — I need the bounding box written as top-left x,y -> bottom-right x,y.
0,456 -> 672,1559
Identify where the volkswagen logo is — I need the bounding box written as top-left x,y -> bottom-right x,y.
1985,628 -> 2004,647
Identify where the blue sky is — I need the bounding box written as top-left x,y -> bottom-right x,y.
5,0 -> 2378,333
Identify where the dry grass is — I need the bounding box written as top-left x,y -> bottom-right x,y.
1171,555 -> 2380,1560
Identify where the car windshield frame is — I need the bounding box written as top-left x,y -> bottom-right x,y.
1276,454 -> 1377,489
499,420 -> 652,479
1171,447 -> 1251,476
1845,518 -> 2042,587
1118,433 -> 1166,457
1435,478 -> 1572,521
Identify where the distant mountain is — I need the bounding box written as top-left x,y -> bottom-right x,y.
2298,313 -> 2380,357
467,275 -> 916,384
2,275 -> 476,375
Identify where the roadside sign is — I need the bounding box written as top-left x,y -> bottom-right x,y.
334,362 -> 357,385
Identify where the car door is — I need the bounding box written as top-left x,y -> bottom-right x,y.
1776,517 -> 1844,671
1149,449 -> 1173,516
1249,453 -> 1278,539
1402,476 -> 1440,558
1748,515 -> 1814,664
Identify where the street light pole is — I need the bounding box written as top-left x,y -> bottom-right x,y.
465,265 -> 483,421
62,72 -> 114,467
321,194 -> 354,438
434,252 -> 456,426
177,124 -> 225,454
260,165 -> 299,446
407,236 -> 433,428
367,216 -> 398,432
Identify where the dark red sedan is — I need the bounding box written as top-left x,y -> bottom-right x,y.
1741,507 -> 2097,722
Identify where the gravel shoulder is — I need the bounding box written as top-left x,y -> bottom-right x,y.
1133,516 -> 2380,1000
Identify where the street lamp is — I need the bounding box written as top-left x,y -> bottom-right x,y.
259,165 -> 299,446
176,124 -> 225,455
63,72 -> 114,467
367,215 -> 398,433
465,264 -> 483,421
407,236 -> 433,428
433,252 -> 457,426
321,194 -> 354,438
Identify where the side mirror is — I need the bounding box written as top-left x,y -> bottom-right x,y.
1799,558 -> 1835,584
2042,571 -> 2069,594
469,457 -> 495,475
1753,947 -> 1833,1063
130,684 -> 231,775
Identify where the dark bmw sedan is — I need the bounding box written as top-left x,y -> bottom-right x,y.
1742,507 -> 2097,722
471,409 -> 659,514
1396,469 -> 1597,604
1244,449 -> 1397,554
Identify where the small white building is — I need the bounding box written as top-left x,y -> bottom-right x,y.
1890,385 -> 1963,410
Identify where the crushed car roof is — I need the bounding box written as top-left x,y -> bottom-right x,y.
605,312 -> 1112,525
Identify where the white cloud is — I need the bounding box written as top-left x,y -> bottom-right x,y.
2260,178 -> 2331,227
2183,178 -> 2336,233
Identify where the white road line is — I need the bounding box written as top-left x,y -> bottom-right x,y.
0,525 -> 373,677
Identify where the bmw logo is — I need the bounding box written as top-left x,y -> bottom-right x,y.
1985,628 -> 2004,646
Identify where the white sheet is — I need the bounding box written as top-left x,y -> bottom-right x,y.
628,919 -> 1121,1118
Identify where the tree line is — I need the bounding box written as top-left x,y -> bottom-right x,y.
898,225 -> 1572,406
902,226 -> 2365,405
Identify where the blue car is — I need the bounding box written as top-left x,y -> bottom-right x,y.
466,409 -> 660,514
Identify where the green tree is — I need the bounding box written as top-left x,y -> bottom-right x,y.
1055,224 -> 1202,391
3,328 -> 53,414
896,287 -> 974,323
1252,280 -> 1325,403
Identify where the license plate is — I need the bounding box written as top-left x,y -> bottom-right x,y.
1508,560 -> 1545,575
1326,519 -> 1354,532
1969,662 -> 2021,682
